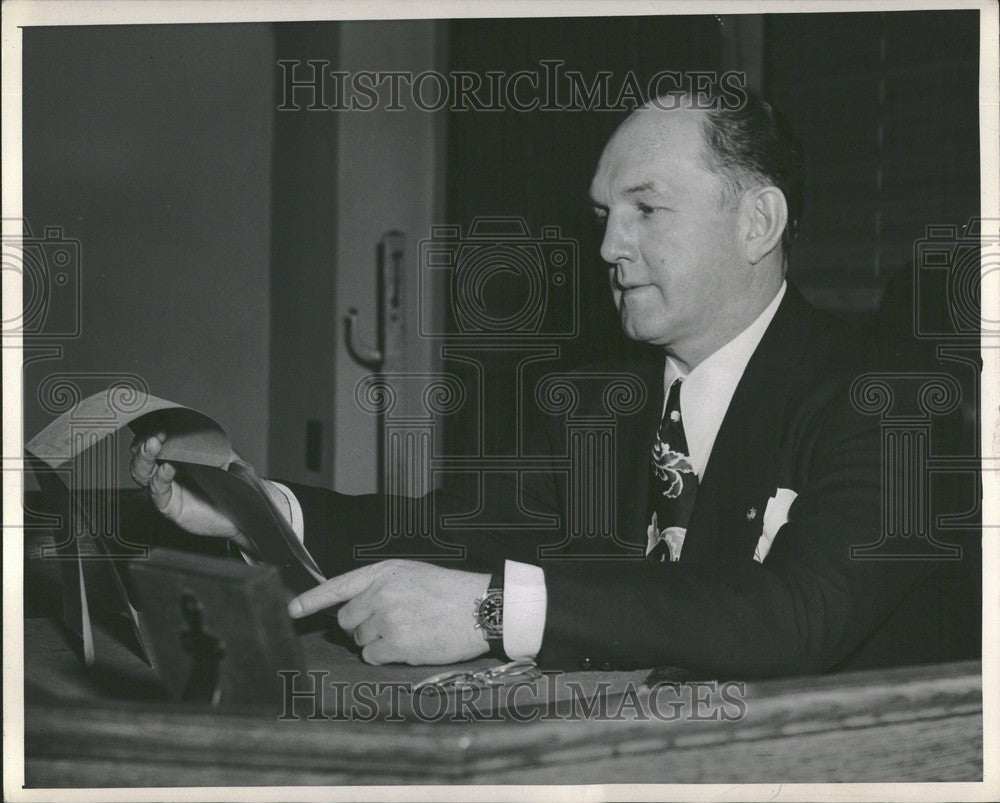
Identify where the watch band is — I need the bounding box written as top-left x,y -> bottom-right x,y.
476,571 -> 507,660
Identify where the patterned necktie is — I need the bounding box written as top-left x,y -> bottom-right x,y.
646,377 -> 698,562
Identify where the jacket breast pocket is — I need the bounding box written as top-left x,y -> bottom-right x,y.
752,488 -> 799,563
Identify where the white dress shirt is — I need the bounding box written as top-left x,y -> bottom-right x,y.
668,281 -> 787,480
276,282 -> 787,662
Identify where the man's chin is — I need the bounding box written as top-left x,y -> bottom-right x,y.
619,314 -> 669,346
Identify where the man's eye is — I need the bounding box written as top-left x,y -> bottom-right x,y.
592,208 -> 608,226
637,202 -> 656,216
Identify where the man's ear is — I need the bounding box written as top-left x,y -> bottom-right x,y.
740,186 -> 788,265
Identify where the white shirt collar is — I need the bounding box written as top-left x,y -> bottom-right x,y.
664,281 -> 787,478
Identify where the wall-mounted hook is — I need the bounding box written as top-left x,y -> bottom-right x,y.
343,230 -> 405,372
344,306 -> 384,369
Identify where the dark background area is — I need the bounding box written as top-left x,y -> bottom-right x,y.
767,12 -> 981,303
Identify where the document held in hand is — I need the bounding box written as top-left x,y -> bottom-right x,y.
25,387 -> 327,663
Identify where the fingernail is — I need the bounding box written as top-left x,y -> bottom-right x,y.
288,599 -> 303,618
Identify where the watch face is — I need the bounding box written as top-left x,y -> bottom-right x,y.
477,590 -> 503,636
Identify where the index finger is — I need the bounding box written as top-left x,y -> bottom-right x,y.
288,563 -> 383,618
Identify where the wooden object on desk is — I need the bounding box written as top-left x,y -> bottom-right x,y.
128,549 -> 303,706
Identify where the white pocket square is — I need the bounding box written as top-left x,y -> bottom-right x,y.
754,488 -> 798,563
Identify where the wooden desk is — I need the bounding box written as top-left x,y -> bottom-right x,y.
23,615 -> 982,786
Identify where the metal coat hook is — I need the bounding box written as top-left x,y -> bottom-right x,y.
344,230 -> 406,371
344,307 -> 383,369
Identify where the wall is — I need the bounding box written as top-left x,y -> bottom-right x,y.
268,23 -> 341,489
23,24 -> 275,478
268,20 -> 447,493
332,20 -> 447,495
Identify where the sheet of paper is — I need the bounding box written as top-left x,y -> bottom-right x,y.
26,390 -> 232,470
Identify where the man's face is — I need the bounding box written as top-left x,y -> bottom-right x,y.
589,108 -> 749,356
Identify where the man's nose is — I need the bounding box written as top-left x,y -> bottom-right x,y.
599,214 -> 636,267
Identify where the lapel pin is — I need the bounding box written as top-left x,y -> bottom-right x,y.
746,507 -> 757,522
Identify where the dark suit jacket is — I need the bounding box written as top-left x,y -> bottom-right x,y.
287,285 -> 980,677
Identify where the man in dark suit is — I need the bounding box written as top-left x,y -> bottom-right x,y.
131,91 -> 976,675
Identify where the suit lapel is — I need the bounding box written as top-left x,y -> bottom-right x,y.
681,284 -> 819,562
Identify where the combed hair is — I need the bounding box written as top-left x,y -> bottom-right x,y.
697,93 -> 805,252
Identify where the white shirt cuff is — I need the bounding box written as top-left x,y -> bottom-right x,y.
502,559 -> 547,661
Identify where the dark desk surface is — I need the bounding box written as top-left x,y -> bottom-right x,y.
23,614 -> 983,787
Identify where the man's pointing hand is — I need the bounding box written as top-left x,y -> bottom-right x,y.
288,560 -> 492,666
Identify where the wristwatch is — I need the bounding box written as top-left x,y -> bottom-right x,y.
474,572 -> 506,659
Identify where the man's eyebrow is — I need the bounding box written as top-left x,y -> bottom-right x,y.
623,181 -> 661,196
589,181 -> 667,206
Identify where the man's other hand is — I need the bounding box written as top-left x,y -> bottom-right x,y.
288,560 -> 491,666
129,433 -> 264,550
